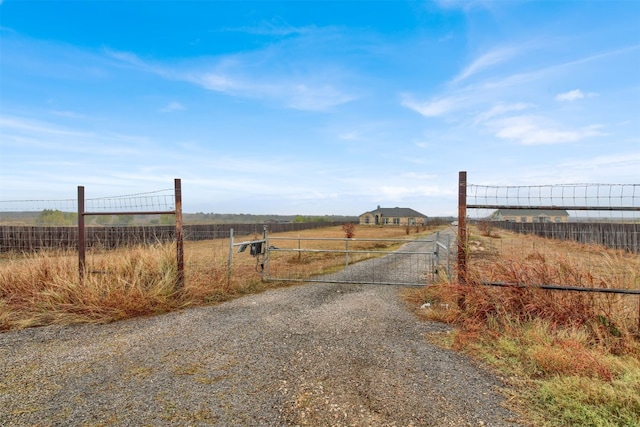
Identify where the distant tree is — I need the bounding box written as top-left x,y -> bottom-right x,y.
36,209 -> 76,226
159,214 -> 174,225
113,214 -> 134,225
95,215 -> 112,225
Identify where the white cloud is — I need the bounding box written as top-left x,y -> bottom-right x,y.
555,89 -> 598,102
402,172 -> 438,180
193,73 -> 238,92
0,115 -> 94,138
473,102 -> 533,124
487,115 -> 605,145
222,21 -> 315,37
286,83 -> 357,111
564,152 -> 640,169
452,46 -> 519,83
104,48 -> 149,70
107,41 -> 357,112
184,71 -> 358,111
401,95 -> 458,117
338,131 -> 361,141
555,89 -> 584,102
160,102 -> 186,112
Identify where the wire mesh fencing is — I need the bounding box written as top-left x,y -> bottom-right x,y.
457,171 -> 640,333
263,231 -> 454,286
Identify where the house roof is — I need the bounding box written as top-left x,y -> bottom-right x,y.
493,209 -> 569,217
360,207 -> 427,218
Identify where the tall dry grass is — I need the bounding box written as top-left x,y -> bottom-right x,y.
0,245 -> 183,329
412,227 -> 639,352
406,226 -> 640,426
1,224 -> 429,331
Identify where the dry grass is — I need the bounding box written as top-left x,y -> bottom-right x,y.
405,226 -> 640,427
263,225 -> 424,281
0,224 -> 430,331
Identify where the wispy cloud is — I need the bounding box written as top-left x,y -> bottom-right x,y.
487,115 -> 605,145
557,152 -> 640,179
473,102 -> 533,125
555,89 -> 598,102
221,20 -> 316,37
480,45 -> 640,92
0,115 -> 150,156
452,46 -> 520,83
187,71 -> 357,111
160,102 -> 185,112
49,110 -> 89,119
0,115 -> 94,138
106,34 -> 358,111
401,95 -> 459,117
556,89 -> 585,102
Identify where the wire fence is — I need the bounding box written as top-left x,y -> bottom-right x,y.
457,171 -> 640,332
262,232 -> 453,286
0,222 -> 349,252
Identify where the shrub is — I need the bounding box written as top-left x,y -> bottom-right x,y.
342,222 -> 355,238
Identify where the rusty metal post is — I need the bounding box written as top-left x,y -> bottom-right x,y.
457,171 -> 468,285
174,178 -> 184,289
78,186 -> 86,283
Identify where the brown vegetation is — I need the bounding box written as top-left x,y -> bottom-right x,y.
405,226 -> 640,426
0,225 -> 431,331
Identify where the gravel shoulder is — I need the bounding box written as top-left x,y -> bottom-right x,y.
1,278 -> 525,427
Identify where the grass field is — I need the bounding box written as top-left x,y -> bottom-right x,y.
0,224 -> 429,330
2,223 -> 639,426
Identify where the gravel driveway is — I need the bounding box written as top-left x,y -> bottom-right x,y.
1,233 -> 524,427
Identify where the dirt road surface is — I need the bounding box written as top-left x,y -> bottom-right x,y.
1,279 -> 524,426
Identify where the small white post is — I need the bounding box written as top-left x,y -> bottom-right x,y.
227,228 -> 234,283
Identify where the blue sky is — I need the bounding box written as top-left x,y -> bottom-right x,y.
1,0 -> 638,216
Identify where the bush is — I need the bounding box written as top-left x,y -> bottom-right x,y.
342,222 -> 355,238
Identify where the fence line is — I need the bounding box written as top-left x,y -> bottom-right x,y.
458,171 -> 640,282
457,171 -> 640,329
494,221 -> 640,253
0,222 -> 348,252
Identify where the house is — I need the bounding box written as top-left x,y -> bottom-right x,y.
359,206 -> 428,226
491,209 -> 569,223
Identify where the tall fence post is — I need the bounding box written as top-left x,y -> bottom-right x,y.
457,171 -> 468,285
77,186 -> 85,283
174,178 -> 184,289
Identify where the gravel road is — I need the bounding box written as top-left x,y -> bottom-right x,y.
1,233 -> 525,427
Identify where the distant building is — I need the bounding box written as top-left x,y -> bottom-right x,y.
491,209 -> 569,223
359,206 -> 428,226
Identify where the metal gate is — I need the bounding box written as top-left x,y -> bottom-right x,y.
263,230 -> 453,286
